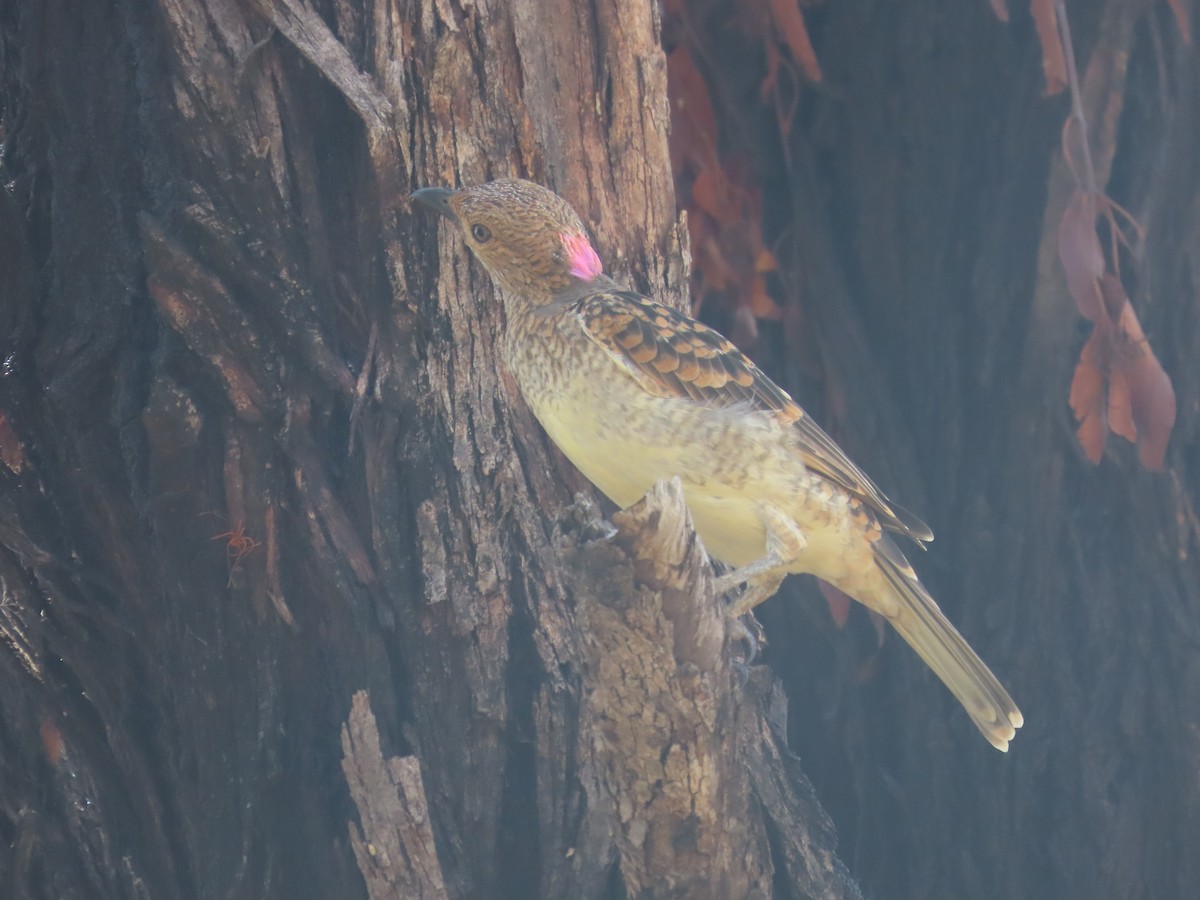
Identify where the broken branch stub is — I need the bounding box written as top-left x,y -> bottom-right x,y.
560,478 -> 770,897
341,691 -> 449,900
609,477 -> 726,668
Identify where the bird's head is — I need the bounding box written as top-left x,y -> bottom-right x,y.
411,179 -> 605,302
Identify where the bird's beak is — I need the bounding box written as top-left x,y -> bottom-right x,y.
410,187 -> 459,223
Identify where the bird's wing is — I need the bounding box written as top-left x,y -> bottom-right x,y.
573,288 -> 932,542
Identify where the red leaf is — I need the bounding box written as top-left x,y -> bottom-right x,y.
691,165 -> 735,223
1106,356 -> 1137,444
1031,0 -> 1068,95
1069,330 -> 1108,464
767,0 -> 823,83
1098,274 -> 1136,443
667,46 -> 719,177
1115,302 -> 1176,470
669,40 -> 787,341
1068,276 -> 1176,469
755,247 -> 779,274
748,275 -> 783,320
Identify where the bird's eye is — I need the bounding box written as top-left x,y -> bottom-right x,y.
471,223 -> 492,243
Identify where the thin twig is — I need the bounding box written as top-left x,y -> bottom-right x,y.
1055,1 -> 1098,194
348,319 -> 378,457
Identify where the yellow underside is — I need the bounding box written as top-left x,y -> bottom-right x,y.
534,394 -> 867,589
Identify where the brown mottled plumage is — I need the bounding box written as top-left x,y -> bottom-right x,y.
412,178 -> 1022,751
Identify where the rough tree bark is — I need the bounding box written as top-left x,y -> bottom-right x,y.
0,0 -> 853,898
2,0 -> 1199,899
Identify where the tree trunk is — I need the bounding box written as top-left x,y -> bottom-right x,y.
2,1 -> 1199,899
0,0 -> 851,897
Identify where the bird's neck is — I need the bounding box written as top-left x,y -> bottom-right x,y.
502,273 -> 619,322
497,276 -> 616,372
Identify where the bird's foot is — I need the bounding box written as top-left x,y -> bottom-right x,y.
563,492 -> 618,544
729,613 -> 766,666
712,553 -> 783,597
713,556 -> 790,618
717,504 -> 805,616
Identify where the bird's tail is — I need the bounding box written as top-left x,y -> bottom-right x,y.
874,541 -> 1023,751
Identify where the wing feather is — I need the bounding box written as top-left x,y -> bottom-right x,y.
574,289 -> 932,543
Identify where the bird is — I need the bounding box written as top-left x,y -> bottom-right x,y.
412,178 -> 1023,751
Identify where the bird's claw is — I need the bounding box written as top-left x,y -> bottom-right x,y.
564,493 -> 618,544
729,613 -> 765,665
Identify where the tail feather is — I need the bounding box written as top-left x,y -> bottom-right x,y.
874,545 -> 1023,751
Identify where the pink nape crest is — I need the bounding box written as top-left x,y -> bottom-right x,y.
561,232 -> 604,281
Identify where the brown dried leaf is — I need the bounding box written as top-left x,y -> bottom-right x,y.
1058,191 -> 1105,321
1115,302 -> 1176,470
692,165 -> 736,223
1106,356 -> 1137,444
1097,273 -> 1136,443
1068,282 -> 1176,469
1031,0 -> 1068,95
667,46 -> 719,177
668,37 -> 786,339
767,0 -> 823,82
1168,0 -> 1193,45
990,0 -> 1010,22
1069,330 -> 1108,464
748,274 -> 783,320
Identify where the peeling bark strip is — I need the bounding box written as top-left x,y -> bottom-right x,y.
342,692 -> 449,900
559,480 -> 856,899
609,479 -> 724,668
140,214 -> 280,425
